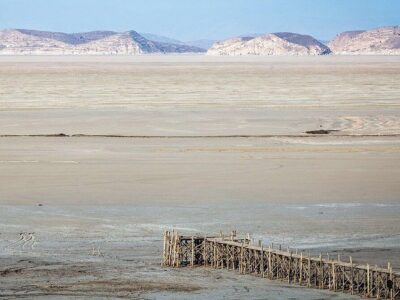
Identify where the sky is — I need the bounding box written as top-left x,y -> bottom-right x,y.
0,0 -> 399,41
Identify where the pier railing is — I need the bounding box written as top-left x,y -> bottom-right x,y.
162,231 -> 399,299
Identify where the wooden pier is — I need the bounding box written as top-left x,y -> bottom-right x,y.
162,231 -> 399,299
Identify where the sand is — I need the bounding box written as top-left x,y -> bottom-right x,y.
0,55 -> 400,299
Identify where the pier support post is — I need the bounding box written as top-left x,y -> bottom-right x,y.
240,243 -> 244,274
367,264 -> 370,297
350,256 -> 354,294
203,235 -> 207,267
389,263 -> 394,300
268,245 -> 272,279
332,261 -> 336,291
261,243 -> 264,278
162,231 -> 166,266
319,253 -> 323,289
300,252 -> 303,285
191,236 -> 194,267
307,253 -> 311,288
288,251 -> 292,284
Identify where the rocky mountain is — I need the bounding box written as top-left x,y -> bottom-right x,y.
0,29 -> 206,55
207,32 -> 331,56
329,26 -> 400,55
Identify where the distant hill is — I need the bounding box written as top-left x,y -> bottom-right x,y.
207,32 -> 331,56
0,29 -> 206,55
329,26 -> 400,55
141,33 -> 215,50
140,33 -> 186,45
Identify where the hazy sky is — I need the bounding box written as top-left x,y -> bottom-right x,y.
1,0 -> 399,41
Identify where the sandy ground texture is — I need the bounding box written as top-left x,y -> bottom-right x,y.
1,56 -> 400,299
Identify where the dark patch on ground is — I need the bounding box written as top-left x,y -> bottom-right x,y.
306,129 -> 340,135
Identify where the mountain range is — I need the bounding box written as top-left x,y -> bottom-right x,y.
208,26 -> 400,56
0,26 -> 399,56
0,29 -> 206,55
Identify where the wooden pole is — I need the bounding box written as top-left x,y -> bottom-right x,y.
332,261 -> 336,291
300,252 -> 303,285
268,245 -> 272,279
169,231 -> 174,266
177,234 -> 181,267
174,231 -> 177,267
319,253 -> 323,289
389,264 -> 394,300
171,232 -> 176,267
350,256 -> 354,294
191,236 -> 195,267
288,251 -> 292,284
308,252 -> 311,288
328,255 -> 331,290
261,243 -> 264,278
342,263 -> 345,292
225,244 -> 228,269
240,242 -> 244,274
213,241 -> 217,268
162,231 -> 166,266
367,264 -> 370,297
203,236 -> 207,267
231,244 -> 234,270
